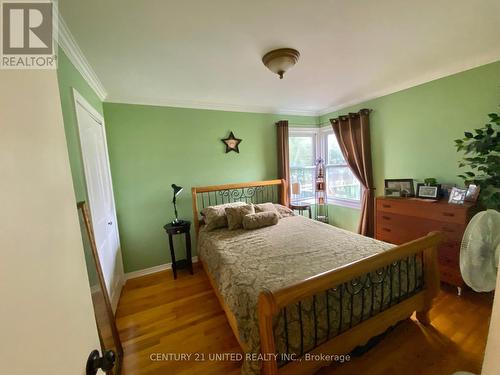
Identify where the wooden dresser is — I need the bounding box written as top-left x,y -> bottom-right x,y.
375,197 -> 475,293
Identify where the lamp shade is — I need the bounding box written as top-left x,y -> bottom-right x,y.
172,184 -> 183,197
292,182 -> 301,195
262,48 -> 300,79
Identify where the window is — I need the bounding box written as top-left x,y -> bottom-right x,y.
289,128 -> 361,208
289,132 -> 316,203
325,133 -> 361,207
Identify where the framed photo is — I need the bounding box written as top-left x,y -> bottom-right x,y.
465,184 -> 480,202
416,183 -> 440,199
384,179 -> 414,197
449,187 -> 467,205
440,183 -> 456,199
384,188 -> 402,198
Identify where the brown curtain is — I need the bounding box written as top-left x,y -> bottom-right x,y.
276,120 -> 290,206
330,109 -> 375,237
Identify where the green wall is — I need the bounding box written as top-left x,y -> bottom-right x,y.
326,205 -> 360,233
103,103 -> 317,273
320,60 -> 500,228
57,47 -> 104,202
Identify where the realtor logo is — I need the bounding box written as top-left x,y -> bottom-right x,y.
1,0 -> 57,69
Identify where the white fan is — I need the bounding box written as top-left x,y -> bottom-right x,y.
453,209 -> 500,375
460,209 -> 500,292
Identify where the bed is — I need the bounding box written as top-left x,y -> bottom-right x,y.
191,179 -> 442,375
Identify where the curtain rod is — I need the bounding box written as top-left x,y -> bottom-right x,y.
286,108 -> 373,127
318,108 -> 373,125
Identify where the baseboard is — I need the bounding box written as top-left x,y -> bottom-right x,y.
110,277 -> 124,314
88,277 -> 124,315
124,256 -> 199,281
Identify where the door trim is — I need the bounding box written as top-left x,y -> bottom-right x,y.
72,88 -> 124,313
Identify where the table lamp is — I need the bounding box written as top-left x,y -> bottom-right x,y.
171,184 -> 184,225
292,182 -> 301,203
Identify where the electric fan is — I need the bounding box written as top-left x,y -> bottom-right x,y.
459,209 -> 500,292
453,209 -> 500,375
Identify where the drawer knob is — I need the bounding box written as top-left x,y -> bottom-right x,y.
443,212 -> 455,217
382,204 -> 391,208
382,227 -> 392,232
382,215 -> 391,220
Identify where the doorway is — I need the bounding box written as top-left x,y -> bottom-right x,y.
73,89 -> 124,310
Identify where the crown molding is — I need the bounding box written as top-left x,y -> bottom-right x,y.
56,11 -> 108,101
105,94 -> 319,117
317,52 -> 500,117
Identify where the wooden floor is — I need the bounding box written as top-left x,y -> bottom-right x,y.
116,263 -> 493,375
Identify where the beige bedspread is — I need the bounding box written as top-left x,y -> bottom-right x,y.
198,215 -> 419,374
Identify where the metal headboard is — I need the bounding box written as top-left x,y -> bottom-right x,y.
191,179 -> 287,235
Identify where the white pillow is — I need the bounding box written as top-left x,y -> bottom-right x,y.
243,211 -> 279,230
253,202 -> 281,218
201,201 -> 246,231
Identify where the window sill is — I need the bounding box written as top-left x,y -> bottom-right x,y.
290,198 -> 315,205
291,198 -> 361,210
327,198 -> 361,210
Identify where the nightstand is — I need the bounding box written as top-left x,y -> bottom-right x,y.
163,221 -> 193,279
289,202 -> 312,219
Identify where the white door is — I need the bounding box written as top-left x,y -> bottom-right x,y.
74,90 -> 124,309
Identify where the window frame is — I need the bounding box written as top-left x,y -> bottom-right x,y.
288,128 -> 319,204
289,127 -> 361,210
320,126 -> 361,209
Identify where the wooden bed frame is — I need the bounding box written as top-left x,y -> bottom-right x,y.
192,179 -> 443,375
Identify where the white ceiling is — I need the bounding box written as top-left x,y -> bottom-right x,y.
59,0 -> 500,116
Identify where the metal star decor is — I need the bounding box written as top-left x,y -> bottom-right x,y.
221,131 -> 242,153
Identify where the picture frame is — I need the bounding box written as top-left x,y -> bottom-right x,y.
416,183 -> 440,200
440,183 -> 456,199
384,188 -> 402,198
465,184 -> 480,202
448,187 -> 467,205
384,179 -> 414,197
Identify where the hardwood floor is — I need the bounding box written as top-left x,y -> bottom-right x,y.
116,263 -> 493,375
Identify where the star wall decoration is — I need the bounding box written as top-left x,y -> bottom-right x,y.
221,131 -> 242,153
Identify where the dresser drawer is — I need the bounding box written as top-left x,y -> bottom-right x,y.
377,212 -> 428,235
438,248 -> 459,272
375,231 -> 406,245
376,197 -> 471,289
376,212 -> 466,244
376,212 -> 427,244
439,264 -> 464,287
376,198 -> 469,224
436,223 -> 466,242
438,242 -> 460,263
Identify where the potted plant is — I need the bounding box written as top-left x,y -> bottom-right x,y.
454,110 -> 500,210
424,178 -> 437,186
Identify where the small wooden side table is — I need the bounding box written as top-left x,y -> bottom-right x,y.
289,202 -> 312,219
163,220 -> 193,280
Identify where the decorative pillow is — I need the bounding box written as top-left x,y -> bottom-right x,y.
225,204 -> 255,230
242,211 -> 279,230
274,204 -> 295,218
202,201 -> 246,231
254,202 -> 281,218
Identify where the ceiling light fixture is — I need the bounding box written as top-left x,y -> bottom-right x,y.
262,48 -> 300,79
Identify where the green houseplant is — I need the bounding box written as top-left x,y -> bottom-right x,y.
424,178 -> 437,186
455,110 -> 500,210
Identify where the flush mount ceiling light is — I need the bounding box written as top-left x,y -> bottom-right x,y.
262,48 -> 300,79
